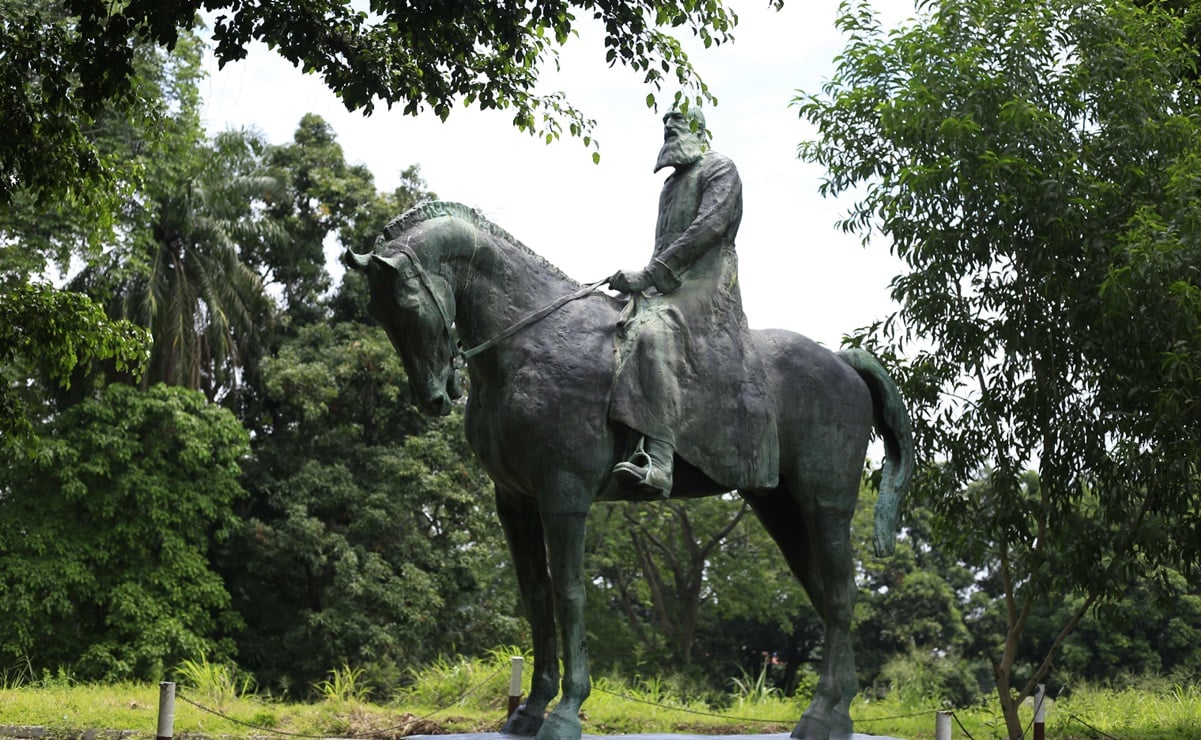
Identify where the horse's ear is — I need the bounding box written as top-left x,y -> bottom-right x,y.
373,253 -> 409,273
343,249 -> 372,271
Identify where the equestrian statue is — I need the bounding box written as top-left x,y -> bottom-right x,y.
344,108 -> 913,740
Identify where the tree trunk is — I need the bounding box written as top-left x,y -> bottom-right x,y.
782,627 -> 804,697
994,659 -> 1023,740
994,539 -> 1032,740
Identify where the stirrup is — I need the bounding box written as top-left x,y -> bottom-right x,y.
612,439 -> 671,498
625,449 -> 652,471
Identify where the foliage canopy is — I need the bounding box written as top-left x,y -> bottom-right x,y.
797,0 -> 1201,735
0,384 -> 248,680
3,0 -> 758,208
0,283 -> 149,450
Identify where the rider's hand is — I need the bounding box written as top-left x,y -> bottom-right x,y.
608,269 -> 651,293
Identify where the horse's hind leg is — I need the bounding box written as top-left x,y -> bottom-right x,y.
744,484 -> 858,740
800,480 -> 859,740
496,488 -> 558,735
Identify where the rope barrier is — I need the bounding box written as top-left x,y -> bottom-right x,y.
950,710 -> 979,740
368,664 -> 507,736
595,685 -> 926,729
174,663 -> 506,739
175,692 -> 327,738
1068,713 -> 1121,739
590,684 -> 1030,740
171,669 -> 1111,740
853,708 -> 934,724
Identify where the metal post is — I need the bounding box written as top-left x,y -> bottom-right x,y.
506,656 -> 524,719
1033,683 -> 1046,740
935,710 -> 952,740
156,682 -> 175,740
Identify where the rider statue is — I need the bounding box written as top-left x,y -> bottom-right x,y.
607,107 -> 779,499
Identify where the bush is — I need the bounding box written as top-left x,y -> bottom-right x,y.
874,649 -> 982,707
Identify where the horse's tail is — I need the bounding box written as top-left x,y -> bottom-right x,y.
838,348 -> 914,557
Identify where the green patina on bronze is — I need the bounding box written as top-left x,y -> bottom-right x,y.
345,115 -> 914,740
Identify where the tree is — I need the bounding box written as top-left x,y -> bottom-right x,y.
0,384 -> 248,680
1049,568 -> 1201,683
65,36 -> 284,401
197,110 -> 496,696
249,114 -> 435,330
0,5 -> 167,448
1,32 -> 241,442
253,114 -> 366,326
851,482 -> 978,703
0,0 -> 126,214
224,320 -> 521,695
797,1 -> 1201,736
585,498 -> 748,670
583,495 -> 818,693
86,131 -> 280,399
0,283 -> 148,451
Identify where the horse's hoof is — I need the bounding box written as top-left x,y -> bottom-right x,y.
501,704 -> 544,736
533,708 -> 582,740
791,713 -> 831,740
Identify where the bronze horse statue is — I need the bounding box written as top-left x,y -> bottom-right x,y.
345,201 -> 913,740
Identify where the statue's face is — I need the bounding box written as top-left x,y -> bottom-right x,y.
655,111 -> 705,172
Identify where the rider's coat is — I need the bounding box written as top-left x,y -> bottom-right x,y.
609,150 -> 779,490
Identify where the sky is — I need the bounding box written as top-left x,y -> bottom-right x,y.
200,0 -> 917,349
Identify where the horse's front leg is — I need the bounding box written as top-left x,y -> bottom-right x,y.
536,509 -> 591,740
496,488 -> 558,736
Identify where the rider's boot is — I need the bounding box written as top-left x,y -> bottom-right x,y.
612,436 -> 674,499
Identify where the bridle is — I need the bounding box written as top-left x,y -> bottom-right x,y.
385,242 -> 607,369
384,242 -> 461,369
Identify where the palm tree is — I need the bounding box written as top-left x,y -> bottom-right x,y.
73,129 -> 284,401
129,131 -> 282,398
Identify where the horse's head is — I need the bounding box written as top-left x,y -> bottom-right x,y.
344,243 -> 463,416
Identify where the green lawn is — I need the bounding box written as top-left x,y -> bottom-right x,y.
3,657 -> 1200,740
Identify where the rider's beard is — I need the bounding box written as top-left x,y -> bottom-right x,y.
654,135 -> 704,173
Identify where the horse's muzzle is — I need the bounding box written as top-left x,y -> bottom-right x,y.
417,389 -> 453,416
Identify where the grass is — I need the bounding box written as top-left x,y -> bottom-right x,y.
173,654 -> 258,706
314,665 -> 374,704
2,653 -> 1201,739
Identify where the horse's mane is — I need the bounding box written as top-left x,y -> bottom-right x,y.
380,200 -> 574,284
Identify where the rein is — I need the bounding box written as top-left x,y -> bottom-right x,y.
459,279 -> 607,362
388,242 -> 606,366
